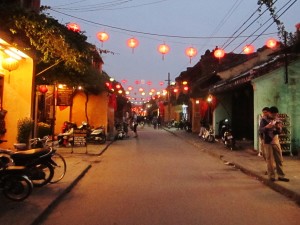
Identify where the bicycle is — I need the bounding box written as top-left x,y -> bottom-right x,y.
29,136 -> 67,184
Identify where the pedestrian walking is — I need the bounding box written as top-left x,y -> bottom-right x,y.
259,106 -> 289,182
131,112 -> 138,137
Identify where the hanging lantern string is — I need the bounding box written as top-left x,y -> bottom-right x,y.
50,9 -> 278,41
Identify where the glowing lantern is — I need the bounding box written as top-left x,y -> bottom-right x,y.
139,88 -> 144,92
159,81 -> 164,86
183,86 -> 189,91
150,88 -> 156,92
38,85 -> 48,94
266,38 -> 278,48
67,23 -> 81,32
96,32 -> 109,46
128,86 -> 133,91
146,81 -> 152,86
158,44 -> 170,60
135,80 -> 140,85
173,88 -> 178,93
115,84 -> 121,89
185,47 -> 197,63
121,79 -> 127,84
2,57 -> 19,83
2,58 -> 19,72
214,48 -> 225,59
127,38 -> 139,53
243,45 -> 255,54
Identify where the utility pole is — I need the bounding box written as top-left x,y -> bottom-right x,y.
165,73 -> 171,123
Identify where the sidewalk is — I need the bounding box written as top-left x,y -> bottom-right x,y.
0,142 -> 113,225
166,128 -> 300,206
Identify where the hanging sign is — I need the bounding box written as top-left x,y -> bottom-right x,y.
57,86 -> 73,106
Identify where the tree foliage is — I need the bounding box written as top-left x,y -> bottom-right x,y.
0,3 -> 109,94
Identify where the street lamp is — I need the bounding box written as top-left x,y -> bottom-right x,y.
207,95 -> 213,125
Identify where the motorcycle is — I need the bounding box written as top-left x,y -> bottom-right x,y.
0,154 -> 33,201
115,122 -> 126,140
199,127 -> 215,143
1,139 -> 55,187
87,126 -> 106,144
220,119 -> 235,150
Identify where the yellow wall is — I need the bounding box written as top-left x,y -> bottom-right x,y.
0,47 -> 33,149
54,91 -> 109,134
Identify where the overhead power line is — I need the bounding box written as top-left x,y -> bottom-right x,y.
49,8 -> 277,40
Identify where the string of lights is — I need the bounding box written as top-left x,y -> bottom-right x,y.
50,8 -> 277,41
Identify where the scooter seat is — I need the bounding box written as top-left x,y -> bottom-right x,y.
12,148 -> 50,159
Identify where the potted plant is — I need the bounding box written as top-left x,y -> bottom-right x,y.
15,117 -> 34,150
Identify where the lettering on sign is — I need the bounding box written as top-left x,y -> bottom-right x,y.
73,129 -> 87,146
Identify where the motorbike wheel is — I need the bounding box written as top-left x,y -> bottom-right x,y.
30,162 -> 54,187
3,175 -> 33,201
207,135 -> 215,143
50,153 -> 67,184
226,139 -> 235,150
98,134 -> 106,144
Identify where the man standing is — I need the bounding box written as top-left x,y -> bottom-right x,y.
259,106 -> 289,182
258,107 -> 270,159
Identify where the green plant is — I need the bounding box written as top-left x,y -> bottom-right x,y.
37,122 -> 51,138
17,117 -> 34,143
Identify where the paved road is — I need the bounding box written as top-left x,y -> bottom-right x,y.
39,127 -> 300,225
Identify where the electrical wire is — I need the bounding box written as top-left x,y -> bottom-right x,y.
220,0 -> 277,49
49,8 -> 277,40
231,0 -> 297,53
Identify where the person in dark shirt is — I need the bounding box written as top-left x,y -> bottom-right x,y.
259,106 -> 289,182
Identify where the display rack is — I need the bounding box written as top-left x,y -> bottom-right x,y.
278,114 -> 292,155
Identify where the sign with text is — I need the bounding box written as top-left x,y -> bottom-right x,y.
57,87 -> 73,106
73,129 -> 87,147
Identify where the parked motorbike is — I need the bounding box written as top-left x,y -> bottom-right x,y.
1,139 -> 55,187
184,121 -> 192,132
87,126 -> 106,144
0,154 -> 33,201
29,137 -> 67,184
220,119 -> 235,150
115,122 -> 126,140
199,127 -> 215,143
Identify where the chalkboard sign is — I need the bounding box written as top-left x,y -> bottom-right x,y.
73,129 -> 87,147
57,87 -> 73,106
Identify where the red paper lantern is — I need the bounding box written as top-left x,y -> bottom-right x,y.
296,23 -> 300,31
266,38 -> 278,48
138,88 -> 144,92
214,48 -> 225,59
39,85 -> 48,94
128,86 -> 133,91
158,44 -> 170,60
159,81 -> 164,86
121,79 -> 127,84
185,47 -> 197,63
96,32 -> 109,46
243,45 -> 255,54
127,38 -> 139,52
115,84 -> 121,89
173,88 -> 178,93
135,80 -> 140,85
183,86 -> 189,91
67,23 -> 81,32
146,81 -> 152,86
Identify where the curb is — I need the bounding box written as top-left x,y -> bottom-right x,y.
30,164 -> 92,225
165,128 -> 300,206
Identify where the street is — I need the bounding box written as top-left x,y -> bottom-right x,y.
38,126 -> 300,225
